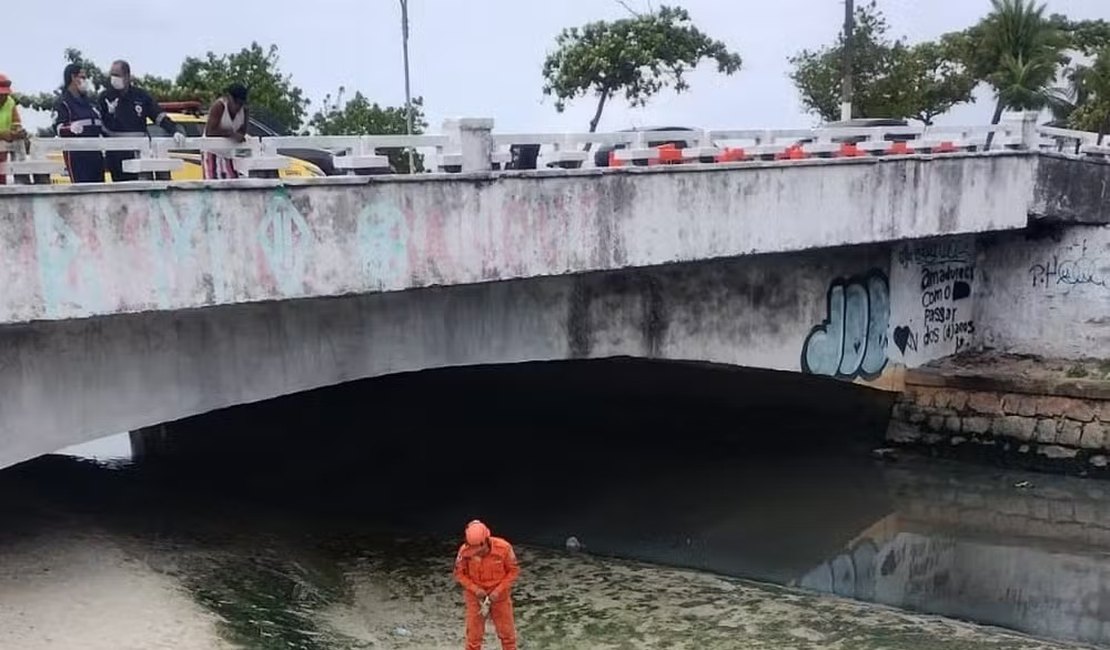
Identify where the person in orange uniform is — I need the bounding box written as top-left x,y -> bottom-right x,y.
454,520 -> 520,650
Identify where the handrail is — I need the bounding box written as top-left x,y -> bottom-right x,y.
2,119 -> 1105,184
1036,125 -> 1099,144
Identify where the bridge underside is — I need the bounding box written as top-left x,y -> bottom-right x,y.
1,221 -> 1106,470
0,245 -> 890,469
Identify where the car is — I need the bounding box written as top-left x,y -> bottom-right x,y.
48,101 -> 326,184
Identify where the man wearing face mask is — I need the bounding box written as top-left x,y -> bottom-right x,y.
53,63 -> 105,183
99,60 -> 187,182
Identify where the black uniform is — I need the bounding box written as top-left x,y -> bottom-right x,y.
98,86 -> 179,182
53,91 -> 104,184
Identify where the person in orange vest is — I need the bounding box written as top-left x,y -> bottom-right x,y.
454,520 -> 520,650
0,73 -> 27,186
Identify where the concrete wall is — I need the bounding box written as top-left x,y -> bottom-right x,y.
0,154 -> 1040,324
886,236 -> 979,369
0,246 -> 895,469
976,225 -> 1110,359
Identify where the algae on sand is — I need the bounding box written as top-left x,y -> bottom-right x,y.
174,535 -> 1086,650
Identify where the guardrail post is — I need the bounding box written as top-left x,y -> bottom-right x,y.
450,118 -> 494,173
1020,111 -> 1039,150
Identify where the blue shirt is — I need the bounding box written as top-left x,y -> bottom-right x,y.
53,90 -> 102,137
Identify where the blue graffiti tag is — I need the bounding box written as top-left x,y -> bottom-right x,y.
258,189 -> 312,296
357,199 -> 409,291
801,271 -> 890,380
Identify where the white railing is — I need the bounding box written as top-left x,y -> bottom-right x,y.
0,114 -> 1105,186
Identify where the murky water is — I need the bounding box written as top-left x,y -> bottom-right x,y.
0,445 -> 1105,649
2,361 -> 1107,649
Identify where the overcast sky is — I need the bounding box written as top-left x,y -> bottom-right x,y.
6,0 -> 1109,132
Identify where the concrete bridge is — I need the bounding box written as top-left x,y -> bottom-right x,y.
0,118 -> 1108,469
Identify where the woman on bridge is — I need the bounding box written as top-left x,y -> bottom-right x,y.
202,83 -> 250,180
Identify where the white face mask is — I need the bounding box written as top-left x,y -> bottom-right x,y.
78,79 -> 90,93
110,75 -> 126,91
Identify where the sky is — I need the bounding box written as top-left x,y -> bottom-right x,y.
6,0 -> 1109,133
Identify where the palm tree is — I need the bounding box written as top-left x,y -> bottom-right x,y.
975,0 -> 1067,147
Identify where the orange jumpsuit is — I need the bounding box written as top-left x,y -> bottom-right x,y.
454,536 -> 520,650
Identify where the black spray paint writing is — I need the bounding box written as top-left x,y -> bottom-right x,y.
802,271 -> 889,380
917,263 -> 975,352
1028,239 -> 1108,290
892,240 -> 976,358
898,241 -> 971,270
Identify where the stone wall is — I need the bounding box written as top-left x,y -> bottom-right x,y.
888,369 -> 1110,469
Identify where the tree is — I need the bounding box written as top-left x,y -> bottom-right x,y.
1067,48 -> 1110,140
1062,18 -> 1110,57
946,0 -> 1068,140
542,5 -> 741,133
790,2 -> 975,124
173,43 -> 309,133
890,42 -> 978,125
1048,20 -> 1110,132
308,89 -> 428,173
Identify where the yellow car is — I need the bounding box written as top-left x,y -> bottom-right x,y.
49,102 -> 325,183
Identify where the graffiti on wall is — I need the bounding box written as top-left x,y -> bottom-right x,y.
801,271 -> 889,380
21,188 -> 418,318
893,240 -> 976,358
1028,239 -> 1108,291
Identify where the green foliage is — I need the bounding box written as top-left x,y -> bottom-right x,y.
542,5 -> 741,131
172,43 -> 309,133
945,0 -> 1069,124
1061,18 -> 1110,57
890,42 -> 978,125
308,89 -> 428,173
790,2 -> 974,124
1067,48 -> 1110,136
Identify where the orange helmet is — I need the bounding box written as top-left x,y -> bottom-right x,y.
0,74 -> 11,96
465,520 -> 491,546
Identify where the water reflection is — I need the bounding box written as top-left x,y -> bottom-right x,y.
797,461 -> 1110,646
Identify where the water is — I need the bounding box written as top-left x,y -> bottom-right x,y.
1,360 -> 1106,649
0,443 -> 1102,649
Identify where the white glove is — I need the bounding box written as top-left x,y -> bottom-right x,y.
479,597 -> 491,618
70,122 -> 84,135
173,131 -> 187,147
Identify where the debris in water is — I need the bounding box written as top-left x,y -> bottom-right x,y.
872,448 -> 898,461
1014,480 -> 1033,489
393,626 -> 411,637
565,536 -> 582,552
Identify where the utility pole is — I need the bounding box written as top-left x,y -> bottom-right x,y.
400,0 -> 415,173
840,0 -> 854,122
